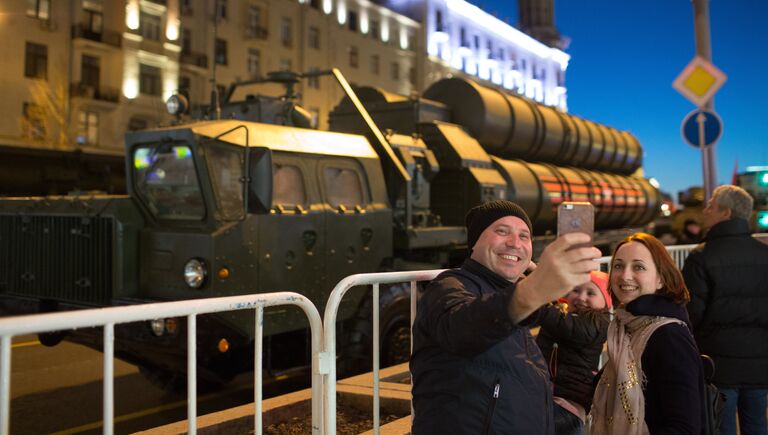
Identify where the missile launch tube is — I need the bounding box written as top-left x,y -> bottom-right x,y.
423,77 -> 643,175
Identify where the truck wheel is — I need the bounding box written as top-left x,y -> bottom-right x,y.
38,331 -> 67,347
340,282 -> 414,374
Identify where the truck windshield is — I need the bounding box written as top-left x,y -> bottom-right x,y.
133,144 -> 205,220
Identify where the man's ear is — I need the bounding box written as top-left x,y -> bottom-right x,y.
723,207 -> 733,220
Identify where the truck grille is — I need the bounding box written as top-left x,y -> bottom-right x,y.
0,215 -> 113,305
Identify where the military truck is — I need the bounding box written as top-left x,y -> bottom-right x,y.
0,69 -> 660,389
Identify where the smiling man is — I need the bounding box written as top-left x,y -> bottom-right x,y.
410,200 -> 601,435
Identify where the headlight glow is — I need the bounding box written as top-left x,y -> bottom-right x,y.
184,258 -> 207,289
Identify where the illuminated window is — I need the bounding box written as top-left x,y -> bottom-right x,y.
24,42 -> 47,80
26,0 -> 50,20
77,110 -> 99,145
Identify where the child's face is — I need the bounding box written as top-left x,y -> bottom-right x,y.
565,281 -> 607,311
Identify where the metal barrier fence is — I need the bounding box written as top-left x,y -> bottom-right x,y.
1,244 -> 699,435
0,292 -> 323,435
322,270 -> 444,435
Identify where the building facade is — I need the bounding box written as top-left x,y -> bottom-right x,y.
0,0 -> 566,158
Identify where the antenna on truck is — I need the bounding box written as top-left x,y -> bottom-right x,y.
210,0 -> 221,120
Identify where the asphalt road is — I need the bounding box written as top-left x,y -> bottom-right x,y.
7,335 -> 305,434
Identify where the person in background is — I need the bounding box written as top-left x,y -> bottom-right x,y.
589,233 -> 704,435
410,200 -> 601,435
536,271 -> 612,435
683,185 -> 768,435
677,218 -> 703,244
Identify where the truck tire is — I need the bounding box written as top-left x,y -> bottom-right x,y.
340,282 -> 414,374
138,365 -> 230,394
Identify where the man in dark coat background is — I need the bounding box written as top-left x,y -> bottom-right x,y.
682,184 -> 768,435
410,200 -> 601,435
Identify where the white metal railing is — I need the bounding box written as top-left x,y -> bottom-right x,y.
0,292 -> 323,435
321,270 -> 444,435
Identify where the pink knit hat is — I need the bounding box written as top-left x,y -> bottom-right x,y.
590,271 -> 612,309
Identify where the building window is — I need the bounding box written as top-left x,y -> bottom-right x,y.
370,55 -> 379,75
310,0 -> 320,9
349,46 -> 358,68
216,0 -> 227,19
435,10 -> 444,32
557,69 -> 565,87
181,28 -> 191,53
280,58 -> 292,71
181,0 -> 193,15
83,7 -> 103,34
139,64 -> 161,96
308,26 -> 320,49
140,12 -> 161,40
215,38 -> 227,65
26,0 -> 50,20
348,11 -> 358,32
247,48 -> 261,77
247,5 -> 266,38
81,55 -> 100,88
390,61 -> 399,81
370,19 -> 379,40
22,102 -> 46,140
24,42 -> 47,80
308,107 -> 320,128
460,27 -> 468,47
281,17 -> 292,47
179,75 -> 191,95
77,110 -> 99,145
409,67 -> 415,85
307,67 -> 320,89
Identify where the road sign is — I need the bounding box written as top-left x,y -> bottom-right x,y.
673,56 -> 727,107
681,109 -> 723,148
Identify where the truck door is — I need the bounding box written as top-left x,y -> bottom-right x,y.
320,158 -> 385,296
258,154 -> 326,316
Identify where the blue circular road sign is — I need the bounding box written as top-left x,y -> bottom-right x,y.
681,109 -> 723,148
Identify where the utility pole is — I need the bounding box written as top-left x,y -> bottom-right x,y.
691,0 -> 718,201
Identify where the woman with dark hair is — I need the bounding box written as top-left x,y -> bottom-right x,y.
588,233 -> 705,435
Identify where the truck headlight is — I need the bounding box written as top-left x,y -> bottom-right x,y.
184,258 -> 207,289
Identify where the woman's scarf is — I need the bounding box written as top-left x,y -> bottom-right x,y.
587,308 -> 684,435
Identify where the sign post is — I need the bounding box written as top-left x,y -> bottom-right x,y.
672,0 -> 727,202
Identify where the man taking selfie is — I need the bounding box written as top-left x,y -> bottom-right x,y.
410,200 -> 601,434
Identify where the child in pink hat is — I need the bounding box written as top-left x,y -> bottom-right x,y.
536,271 -> 612,435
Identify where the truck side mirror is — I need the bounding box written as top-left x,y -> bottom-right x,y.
247,147 -> 273,214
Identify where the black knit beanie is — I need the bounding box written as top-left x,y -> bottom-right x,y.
465,200 -> 533,250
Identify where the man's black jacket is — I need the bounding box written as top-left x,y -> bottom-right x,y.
410,259 -> 553,435
683,218 -> 768,387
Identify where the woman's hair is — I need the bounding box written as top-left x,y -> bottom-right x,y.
610,232 -> 690,304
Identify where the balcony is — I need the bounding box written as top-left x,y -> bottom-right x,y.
71,24 -> 122,48
70,83 -> 120,104
244,26 -> 269,40
180,51 -> 208,69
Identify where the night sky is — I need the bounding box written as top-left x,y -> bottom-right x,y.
482,0 -> 768,200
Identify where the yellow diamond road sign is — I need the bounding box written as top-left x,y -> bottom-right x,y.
673,56 -> 727,107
